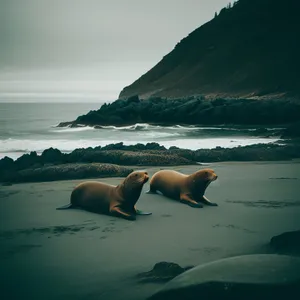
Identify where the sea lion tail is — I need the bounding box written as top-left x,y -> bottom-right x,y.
56,186 -> 82,210
136,209 -> 152,216
56,203 -> 74,210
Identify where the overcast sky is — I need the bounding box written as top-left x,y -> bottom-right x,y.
0,0 -> 230,102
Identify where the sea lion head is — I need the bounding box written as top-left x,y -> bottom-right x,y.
126,170 -> 149,185
195,168 -> 218,182
190,168 -> 218,194
121,171 -> 149,204
122,171 -> 149,191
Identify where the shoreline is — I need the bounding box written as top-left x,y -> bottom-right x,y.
57,120 -> 290,129
1,161 -> 299,300
1,141 -> 300,184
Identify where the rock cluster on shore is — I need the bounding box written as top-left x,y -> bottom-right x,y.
0,143 -> 193,184
0,163 -> 133,184
0,161 -> 133,184
136,262 -> 194,283
270,230 -> 300,255
148,254 -> 300,300
1,142 -> 300,184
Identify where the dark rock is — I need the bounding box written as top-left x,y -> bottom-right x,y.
189,143 -> 300,162
1,142 -> 300,183
127,95 -> 140,103
100,142 -> 166,151
144,143 -> 166,150
0,156 -> 15,170
1,163 -> 133,183
57,121 -> 74,127
57,97 -> 300,128
137,262 -> 194,283
148,254 -> 300,300
270,230 -> 300,254
101,142 -> 125,150
41,147 -> 64,164
281,122 -> 300,139
15,151 -> 39,170
83,150 -> 194,166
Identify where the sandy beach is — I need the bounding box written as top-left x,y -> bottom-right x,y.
1,161 -> 300,300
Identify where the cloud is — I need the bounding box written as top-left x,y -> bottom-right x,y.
0,0 -> 230,100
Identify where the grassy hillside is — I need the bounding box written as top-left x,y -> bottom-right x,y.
119,0 -> 300,100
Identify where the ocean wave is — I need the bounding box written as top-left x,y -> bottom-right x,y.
50,126 -> 96,133
99,123 -> 162,131
54,122 -> 285,133
0,138 -> 104,154
97,123 -> 233,131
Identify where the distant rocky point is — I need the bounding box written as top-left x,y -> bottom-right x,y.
58,96 -> 300,128
58,0 -> 300,135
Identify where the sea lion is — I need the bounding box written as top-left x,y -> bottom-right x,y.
57,171 -> 151,220
148,169 -> 218,208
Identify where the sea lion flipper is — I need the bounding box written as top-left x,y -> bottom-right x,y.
56,203 -> 74,210
201,195 -> 218,206
135,209 -> 152,216
180,194 -> 203,208
110,207 -> 136,221
146,189 -> 157,194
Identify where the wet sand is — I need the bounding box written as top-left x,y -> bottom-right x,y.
1,161 -> 300,300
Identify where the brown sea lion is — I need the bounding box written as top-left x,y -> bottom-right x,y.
148,169 -> 218,208
57,171 -> 151,220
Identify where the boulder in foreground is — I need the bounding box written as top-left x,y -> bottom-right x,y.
136,262 -> 194,283
270,230 -> 300,255
148,254 -> 300,300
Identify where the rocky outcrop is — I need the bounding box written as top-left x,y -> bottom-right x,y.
173,143 -> 300,162
1,142 -> 300,183
281,122 -> 300,139
148,254 -> 300,300
0,163 -> 133,184
270,230 -> 300,255
58,97 -> 300,127
136,262 -> 194,283
0,144 -> 194,184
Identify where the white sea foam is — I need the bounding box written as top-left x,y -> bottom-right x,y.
99,123 -> 162,130
51,126 -> 96,133
67,123 -> 285,132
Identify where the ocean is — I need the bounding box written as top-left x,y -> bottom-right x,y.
0,102 -> 282,160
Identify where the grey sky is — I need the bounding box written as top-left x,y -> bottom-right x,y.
0,0 -> 230,102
